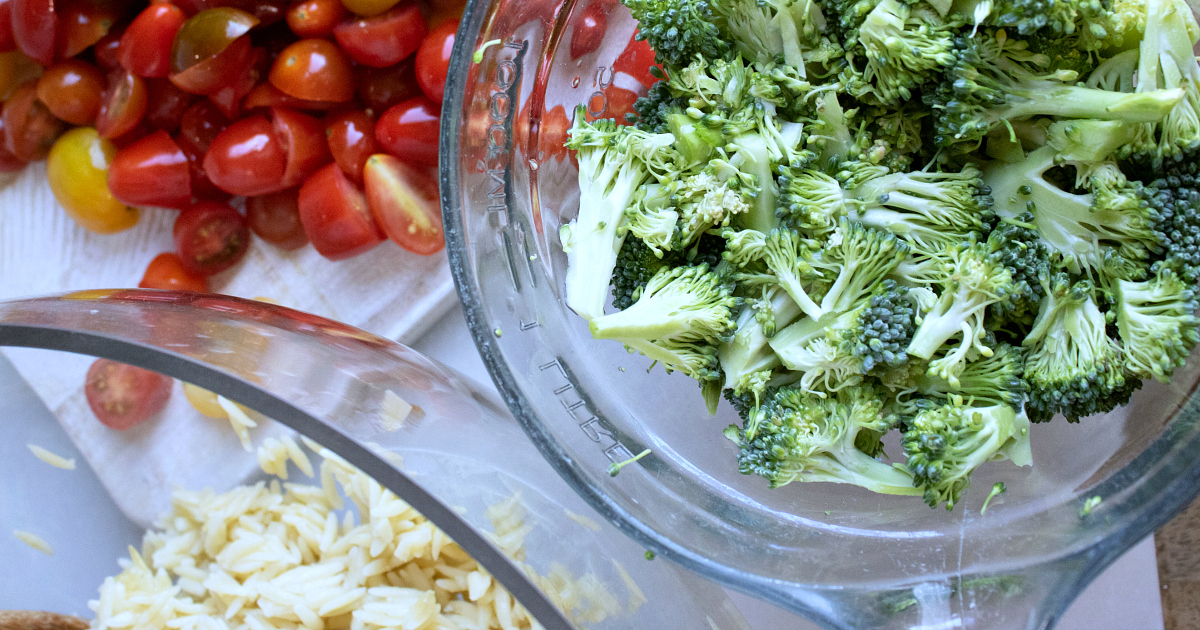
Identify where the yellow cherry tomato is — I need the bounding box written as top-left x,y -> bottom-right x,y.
46,127 -> 138,234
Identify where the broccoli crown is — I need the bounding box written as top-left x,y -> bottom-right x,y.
611,234 -> 729,310
917,343 -> 1030,406
902,395 -> 1022,509
1123,0 -> 1200,164
1113,268 -> 1200,382
1136,165 -> 1200,283
989,0 -> 1108,39
985,212 -> 1055,330
625,0 -> 731,69
732,386 -> 922,493
854,0 -> 959,105
1022,272 -> 1140,422
844,279 -> 918,373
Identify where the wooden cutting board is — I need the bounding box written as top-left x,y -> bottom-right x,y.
0,162 -> 457,527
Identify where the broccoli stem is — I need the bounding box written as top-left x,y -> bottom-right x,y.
1002,85 -> 1183,123
907,295 -> 988,360
802,453 -> 924,495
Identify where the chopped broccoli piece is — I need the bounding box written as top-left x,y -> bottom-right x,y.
1113,267 -> 1200,382
624,0 -> 730,69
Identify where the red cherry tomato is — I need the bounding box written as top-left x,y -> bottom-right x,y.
269,38 -> 354,102
286,0 -> 346,37
363,153 -> 442,255
247,187 -> 308,249
332,2 -> 426,68
140,252 -> 210,292
206,44 -> 267,119
0,0 -> 14,53
354,59 -> 420,112
414,19 -> 453,104
325,108 -> 376,182
108,130 -> 192,209
11,0 -> 57,65
85,358 -> 173,430
175,134 -> 229,201
56,0 -> 117,58
145,79 -> 196,132
169,8 -> 258,94
120,3 -> 187,78
375,96 -> 438,167
0,113 -> 26,171
244,82 -> 339,112
298,162 -> 383,260
177,99 -> 228,152
3,80 -> 65,162
271,106 -> 331,188
93,30 -> 124,72
36,59 -> 104,126
203,114 -> 288,196
570,1 -> 607,59
613,33 -> 659,88
174,201 -> 251,275
96,69 -> 149,139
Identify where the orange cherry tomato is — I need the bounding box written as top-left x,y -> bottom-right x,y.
96,69 -> 149,139
268,38 -> 355,102
140,252 -> 210,292
36,59 -> 105,126
286,0 -> 347,37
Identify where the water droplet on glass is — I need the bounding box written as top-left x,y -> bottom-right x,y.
571,76 -> 580,88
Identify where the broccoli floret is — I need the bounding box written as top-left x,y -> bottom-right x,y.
1124,0 -> 1200,165
812,219 -> 912,315
563,116 -> 681,320
988,0 -> 1109,41
1022,272 -> 1140,422
1113,267 -> 1200,382
719,286 -> 803,395
777,167 -> 851,236
926,30 -> 1183,153
984,213 -> 1055,331
902,395 -> 1030,509
710,0 -> 827,68
729,386 -> 923,494
985,146 -> 1159,281
855,0 -> 959,105
916,343 -> 1029,405
624,0 -> 730,69
1137,168 -> 1200,282
906,242 -> 1014,379
611,236 -> 673,310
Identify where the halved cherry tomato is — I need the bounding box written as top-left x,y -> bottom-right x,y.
375,96 -> 438,167
203,114 -> 288,196
354,58 -> 420,112
4,80 -> 66,162
96,69 -> 148,139
363,153 -> 442,254
177,98 -> 228,152
174,201 -> 251,275
325,108 -> 376,182
298,161 -> 383,259
206,45 -> 267,118
140,252 -> 210,292
11,0 -> 57,65
108,130 -> 191,209
271,106 -> 331,188
36,59 -> 105,125
120,3 -> 187,78
169,8 -> 257,94
414,19 -> 453,104
569,1 -> 606,60
145,79 -> 196,131
47,127 -> 138,233
0,114 -> 26,171
56,0 -> 118,58
175,134 -> 229,200
0,50 -> 39,99
244,82 -> 339,111
269,38 -> 354,102
93,30 -> 124,72
332,2 -> 425,68
0,0 -> 14,52
286,0 -> 346,37
85,358 -> 173,430
248,187 -> 308,249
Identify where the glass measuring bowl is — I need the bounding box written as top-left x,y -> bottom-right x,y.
0,291 -> 750,630
440,2 -> 1200,628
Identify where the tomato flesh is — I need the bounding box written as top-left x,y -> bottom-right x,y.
85,358 -> 173,430
36,59 -> 105,126
145,79 -> 197,132
363,153 -> 443,255
96,69 -> 149,139
244,82 -> 339,112
140,252 -> 210,292
298,161 -> 383,260
269,38 -> 354,102
108,130 -> 192,209
414,19 -> 454,104
174,201 -> 251,275
332,2 -> 426,68
375,95 -> 439,167
4,80 -> 66,162
271,106 -> 331,188
202,114 -> 288,196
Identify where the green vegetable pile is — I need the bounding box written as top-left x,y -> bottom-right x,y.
558,0 -> 1200,509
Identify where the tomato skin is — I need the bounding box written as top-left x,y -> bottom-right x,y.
354,58 -> 419,112
108,130 -> 192,209
325,108 -> 376,182
96,69 -> 149,139
269,38 -> 354,102
332,2 -> 426,68
340,0 -> 399,17
36,59 -> 104,126
4,80 -> 66,162
171,7 -> 258,74
11,0 -> 56,65
120,3 -> 187,78
56,0 -> 117,58
177,98 -> 228,152
145,78 -> 196,132
244,81 -> 339,111
613,33 -> 659,88
569,1 -> 606,59
93,30 -> 124,72
0,113 -> 26,171
0,0 -> 14,53
363,153 -> 442,254
414,19 -> 453,104
205,44 -> 266,118
140,252 -> 210,292
375,96 -> 438,167
174,201 -> 251,275
271,106 -> 331,188
85,358 -> 173,430
298,161 -> 383,260
247,187 -> 308,249
47,127 -> 138,234
203,114 -> 288,196
286,0 -> 346,37
175,134 -> 230,200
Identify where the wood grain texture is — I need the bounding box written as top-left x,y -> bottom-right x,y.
0,162 -> 457,527
0,610 -> 89,630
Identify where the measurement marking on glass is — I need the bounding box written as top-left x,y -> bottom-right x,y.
537,358 -> 632,463
519,320 -> 538,330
